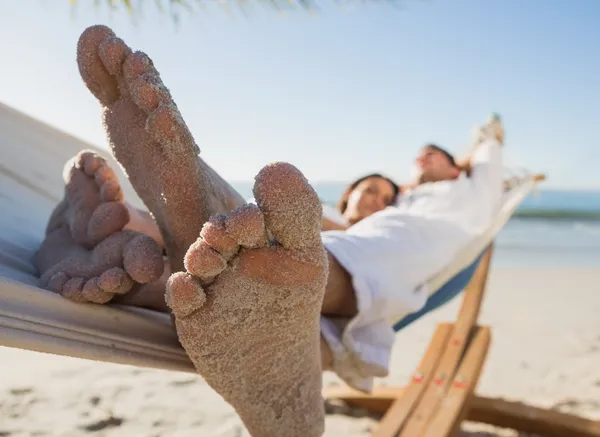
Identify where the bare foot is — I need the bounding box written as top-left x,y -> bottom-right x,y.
77,25 -> 245,272
37,226 -> 164,304
36,150 -> 164,304
46,150 -> 129,248
166,163 -> 328,437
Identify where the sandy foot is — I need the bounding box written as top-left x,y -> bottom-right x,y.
36,151 -> 164,303
77,25 -> 244,273
46,150 -> 129,248
166,162 -> 328,437
37,226 -> 164,304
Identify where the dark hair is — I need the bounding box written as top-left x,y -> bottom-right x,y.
423,144 -> 458,168
337,173 -> 399,214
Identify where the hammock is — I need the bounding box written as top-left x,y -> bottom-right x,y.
392,174 -> 537,332
0,102 -> 536,374
0,102 -> 192,372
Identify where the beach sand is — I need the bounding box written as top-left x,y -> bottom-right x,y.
1,267 -> 599,437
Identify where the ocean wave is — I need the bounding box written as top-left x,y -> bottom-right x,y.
512,209 -> 600,220
495,243 -> 600,251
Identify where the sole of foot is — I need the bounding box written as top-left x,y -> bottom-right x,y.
166,162 -> 328,437
46,150 -> 129,248
77,24 -> 221,271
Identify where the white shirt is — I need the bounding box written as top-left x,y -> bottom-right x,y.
322,140 -> 503,236
391,139 -> 504,235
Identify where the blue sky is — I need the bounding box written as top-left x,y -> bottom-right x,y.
1,0 -> 599,188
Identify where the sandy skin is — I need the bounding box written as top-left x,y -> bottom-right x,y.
76,25 -> 245,274
76,25 -> 334,436
39,151 -> 355,320
167,162 -> 329,437
36,150 -> 164,303
45,150 -> 130,248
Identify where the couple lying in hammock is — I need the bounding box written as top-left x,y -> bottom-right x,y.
34,25 -> 505,437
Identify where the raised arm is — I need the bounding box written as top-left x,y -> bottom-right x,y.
462,139 -> 504,209
471,139 -> 503,186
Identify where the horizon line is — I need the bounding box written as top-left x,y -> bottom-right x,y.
229,180 -> 600,192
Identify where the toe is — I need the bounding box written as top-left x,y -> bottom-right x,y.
82,277 -> 114,304
184,239 -> 227,281
82,152 -> 105,177
253,162 -> 322,249
225,204 -> 268,248
129,74 -> 171,113
200,214 -> 239,258
77,25 -> 120,106
165,272 -> 207,318
60,277 -> 88,303
123,234 -> 165,284
45,272 -> 69,293
98,267 -> 134,295
123,51 -> 157,84
93,163 -> 116,186
98,36 -> 131,77
87,202 -> 129,244
71,150 -> 88,170
99,179 -> 123,202
146,105 -> 200,157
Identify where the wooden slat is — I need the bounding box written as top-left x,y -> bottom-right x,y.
396,247 -> 494,437
370,323 -> 452,437
469,396 -> 600,437
326,388 -> 600,437
423,326 -> 492,437
394,328 -> 469,437
323,386 -> 404,416
451,245 -> 493,334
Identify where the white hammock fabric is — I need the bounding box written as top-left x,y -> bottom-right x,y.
0,102 -> 538,372
420,176 -> 536,308
0,102 -> 194,372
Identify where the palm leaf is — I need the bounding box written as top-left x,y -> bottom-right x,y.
70,0 -> 423,16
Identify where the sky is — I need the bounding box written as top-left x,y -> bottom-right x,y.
1,0 -> 599,189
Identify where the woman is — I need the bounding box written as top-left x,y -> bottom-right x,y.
322,173 -> 400,231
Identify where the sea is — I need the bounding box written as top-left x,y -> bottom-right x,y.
231,183 -> 600,269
